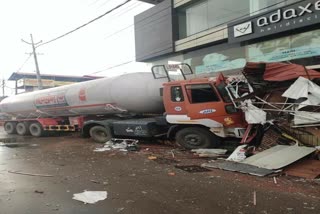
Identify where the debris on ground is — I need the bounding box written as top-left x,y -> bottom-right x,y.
175,165 -> 211,173
171,150 -> 175,158
284,159 -> 320,179
147,155 -> 157,160
72,191 -> 107,204
191,149 -> 227,155
93,147 -> 111,152
117,207 -> 125,213
167,172 -> 176,176
202,160 -> 275,177
242,145 -> 316,170
153,157 -> 179,164
0,142 -> 38,148
273,177 -> 277,184
226,145 -> 247,162
34,190 -> 44,194
191,149 -> 228,158
90,180 -> 100,184
201,137 -> 318,177
94,139 -> 138,152
8,170 -> 53,177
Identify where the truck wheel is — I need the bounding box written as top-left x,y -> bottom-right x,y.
16,122 -> 30,136
29,123 -> 43,137
89,126 -> 112,143
176,127 -> 221,149
4,122 -> 16,134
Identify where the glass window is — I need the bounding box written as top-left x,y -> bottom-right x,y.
186,84 -> 220,104
171,86 -> 184,102
178,0 -> 250,38
216,84 -> 232,103
185,1 -> 208,36
250,0 -> 301,15
177,0 -> 301,39
207,0 -> 249,29
247,29 -> 320,63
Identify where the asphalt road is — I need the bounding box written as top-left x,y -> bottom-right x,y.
0,131 -> 319,214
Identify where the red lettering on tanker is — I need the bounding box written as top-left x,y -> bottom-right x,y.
34,93 -> 68,108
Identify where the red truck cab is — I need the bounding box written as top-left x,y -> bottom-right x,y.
163,78 -> 245,127
153,64 -> 247,149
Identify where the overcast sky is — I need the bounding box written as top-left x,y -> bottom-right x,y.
0,0 -> 152,84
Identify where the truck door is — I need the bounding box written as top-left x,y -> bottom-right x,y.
164,85 -> 188,115
184,83 -> 229,127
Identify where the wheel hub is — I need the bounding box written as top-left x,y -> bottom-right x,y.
185,134 -> 202,146
97,131 -> 106,137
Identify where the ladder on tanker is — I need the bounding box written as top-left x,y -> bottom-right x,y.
151,63 -> 194,82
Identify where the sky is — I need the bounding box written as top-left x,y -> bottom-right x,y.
0,0 -> 153,94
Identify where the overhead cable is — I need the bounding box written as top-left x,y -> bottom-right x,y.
38,0 -> 131,48
104,24 -> 133,39
103,2 -> 144,39
99,0 -> 114,8
89,0 -> 103,7
110,1 -> 143,18
90,60 -> 134,74
17,54 -> 32,73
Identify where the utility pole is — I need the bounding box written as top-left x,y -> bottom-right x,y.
22,34 -> 43,90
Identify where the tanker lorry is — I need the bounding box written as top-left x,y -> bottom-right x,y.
0,64 -> 247,149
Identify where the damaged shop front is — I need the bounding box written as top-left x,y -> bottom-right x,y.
228,62 -> 320,146
196,0 -> 320,179
211,62 -> 320,179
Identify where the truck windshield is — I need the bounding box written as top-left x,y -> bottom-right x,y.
216,83 -> 232,103
185,84 -> 220,104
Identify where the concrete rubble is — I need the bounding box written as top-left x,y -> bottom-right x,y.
191,149 -> 228,158
72,191 -> 108,204
94,139 -> 139,152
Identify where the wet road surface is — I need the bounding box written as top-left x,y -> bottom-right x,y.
0,131 -> 319,214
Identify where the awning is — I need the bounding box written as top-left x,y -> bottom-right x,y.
244,62 -> 320,82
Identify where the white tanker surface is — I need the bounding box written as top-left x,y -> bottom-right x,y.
0,72 -> 166,118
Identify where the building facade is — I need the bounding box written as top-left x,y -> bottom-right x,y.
135,0 -> 320,76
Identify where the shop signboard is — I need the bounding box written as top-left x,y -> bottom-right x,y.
228,0 -> 320,43
17,78 -> 76,88
17,78 -> 55,88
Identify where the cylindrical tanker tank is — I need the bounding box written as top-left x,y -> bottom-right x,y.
0,72 -> 167,118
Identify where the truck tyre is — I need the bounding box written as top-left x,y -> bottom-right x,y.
4,122 -> 16,134
29,123 -> 43,137
176,127 -> 221,149
89,126 -> 112,143
16,122 -> 30,136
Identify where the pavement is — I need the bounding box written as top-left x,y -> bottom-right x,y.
0,129 -> 319,214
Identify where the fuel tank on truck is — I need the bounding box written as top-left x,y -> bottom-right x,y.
0,72 -> 166,118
